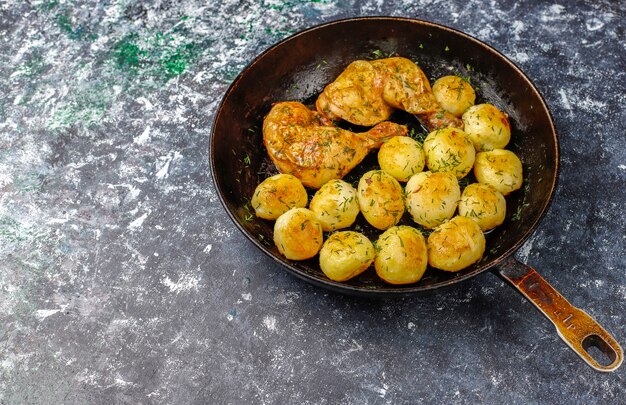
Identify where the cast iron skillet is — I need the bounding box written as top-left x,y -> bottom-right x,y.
210,17 -> 622,372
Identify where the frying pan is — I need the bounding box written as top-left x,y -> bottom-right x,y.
210,17 -> 622,372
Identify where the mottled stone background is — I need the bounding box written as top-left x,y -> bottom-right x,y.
0,0 -> 624,404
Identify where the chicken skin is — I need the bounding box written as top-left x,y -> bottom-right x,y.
316,57 -> 462,131
263,102 -> 408,189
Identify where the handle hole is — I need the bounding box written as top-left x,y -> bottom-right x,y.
582,334 -> 616,366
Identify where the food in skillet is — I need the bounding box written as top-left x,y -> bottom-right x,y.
422,127 -> 475,179
357,170 -> 405,230
458,183 -> 506,231
251,174 -> 308,220
319,231 -> 375,282
427,216 -> 486,272
405,171 -> 461,229
432,75 -> 476,117
473,149 -> 523,195
374,225 -> 428,284
309,179 -> 360,231
273,208 -> 323,260
255,64 -> 523,285
462,103 -> 511,151
377,136 -> 425,182
263,101 -> 407,189
316,57 -> 462,131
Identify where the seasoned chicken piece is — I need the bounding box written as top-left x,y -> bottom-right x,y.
315,60 -> 394,127
263,102 -> 407,189
316,57 -> 462,131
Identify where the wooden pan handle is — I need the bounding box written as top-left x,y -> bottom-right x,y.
497,257 -> 623,372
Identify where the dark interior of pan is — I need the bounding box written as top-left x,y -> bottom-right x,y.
211,17 -> 559,296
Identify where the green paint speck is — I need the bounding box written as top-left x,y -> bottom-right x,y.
112,19 -> 203,80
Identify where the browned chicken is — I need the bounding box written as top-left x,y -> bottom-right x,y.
263,102 -> 407,188
316,57 -> 462,131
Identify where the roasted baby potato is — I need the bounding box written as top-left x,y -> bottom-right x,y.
427,216 -> 486,272
462,103 -> 511,152
319,231 -> 375,282
423,128 -> 475,179
358,170 -> 405,230
405,171 -> 461,229
309,179 -> 359,231
377,136 -> 425,182
273,208 -> 323,260
251,174 -> 308,220
474,149 -> 523,195
458,183 -> 506,231
374,226 -> 428,284
432,75 -> 476,117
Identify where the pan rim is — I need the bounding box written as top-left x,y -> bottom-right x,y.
209,16 -> 560,296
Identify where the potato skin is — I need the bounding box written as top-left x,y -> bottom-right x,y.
273,208 -> 323,260
319,231 -> 375,282
473,149 -> 523,195
377,136 -> 425,182
358,170 -> 405,230
251,174 -> 308,220
432,75 -> 476,117
405,171 -> 461,229
309,180 -> 359,231
458,183 -> 506,231
427,216 -> 486,272
374,226 -> 428,284
423,127 -> 475,179
462,103 -> 511,152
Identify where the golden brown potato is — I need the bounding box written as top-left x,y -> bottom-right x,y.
273,208 -> 323,260
405,171 -> 461,229
423,127 -> 475,179
319,231 -> 375,282
462,103 -> 511,152
374,226 -> 428,284
427,216 -> 486,272
432,75 -> 476,117
458,183 -> 506,231
309,180 -> 359,231
473,149 -> 523,195
357,170 -> 405,230
251,174 -> 308,220
377,136 -> 425,182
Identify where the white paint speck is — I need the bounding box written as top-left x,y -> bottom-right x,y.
263,315 -> 277,331
136,96 -> 154,110
618,165 -> 626,170
125,185 -> 141,202
155,151 -> 183,180
559,89 -> 573,112
585,17 -> 604,31
114,377 -> 134,387
128,212 -> 148,230
517,237 -> 535,262
203,244 -> 213,254
47,217 -> 69,225
242,293 -> 252,301
134,126 -> 150,144
161,273 -> 201,293
35,309 -> 61,320
512,51 -> 530,63
407,322 -> 416,331
577,96 -> 607,111
511,20 -> 525,41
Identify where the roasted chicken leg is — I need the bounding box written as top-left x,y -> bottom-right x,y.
316,57 -> 462,131
263,102 -> 407,188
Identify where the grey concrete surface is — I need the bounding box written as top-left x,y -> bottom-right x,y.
0,0 -> 624,403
